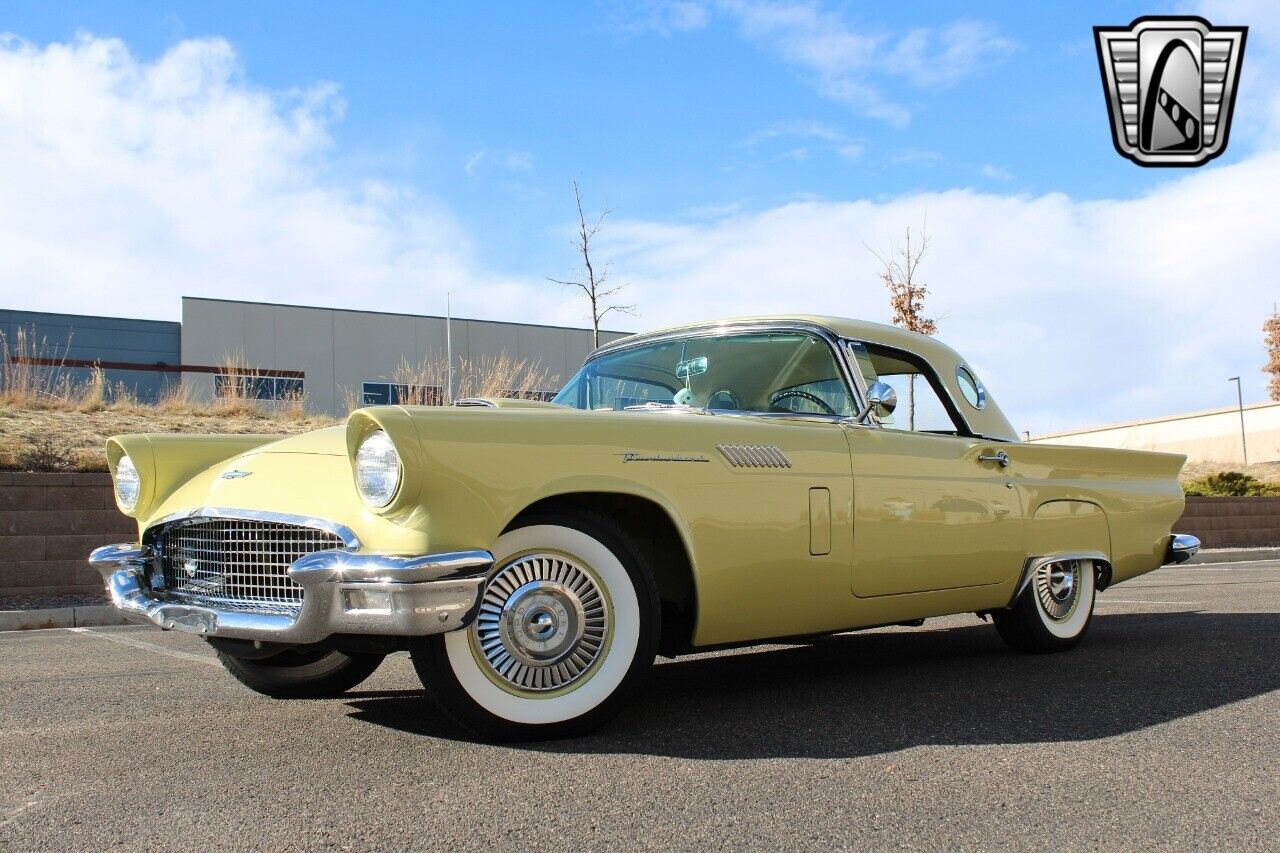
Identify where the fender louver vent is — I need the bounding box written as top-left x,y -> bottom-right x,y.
716,444 -> 792,468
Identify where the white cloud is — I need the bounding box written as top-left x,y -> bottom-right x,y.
0,35 -> 557,327
884,21 -> 1016,87
979,163 -> 1013,180
605,150 -> 1280,432
611,1 -> 711,36
464,149 -> 533,175
719,1 -> 1015,126
890,147 -> 943,166
740,119 -> 863,162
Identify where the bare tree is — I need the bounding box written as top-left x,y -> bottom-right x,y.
1265,304 -> 1280,402
547,180 -> 636,348
866,225 -> 937,430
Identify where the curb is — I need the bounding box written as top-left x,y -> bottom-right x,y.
1186,547 -> 1280,565
0,604 -> 129,632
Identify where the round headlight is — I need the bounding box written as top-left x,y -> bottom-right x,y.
115,454 -> 140,512
355,430 -> 401,507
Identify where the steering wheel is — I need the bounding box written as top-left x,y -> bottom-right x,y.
768,389 -> 838,416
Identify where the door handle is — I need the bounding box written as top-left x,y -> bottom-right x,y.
978,450 -> 1010,467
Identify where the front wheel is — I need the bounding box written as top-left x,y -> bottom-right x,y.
216,648 -> 385,698
412,513 -> 660,741
993,558 -> 1096,653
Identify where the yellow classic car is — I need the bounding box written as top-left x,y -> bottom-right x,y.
90,316 -> 1198,740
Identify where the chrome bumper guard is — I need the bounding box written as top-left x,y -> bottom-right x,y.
88,543 -> 492,644
1164,533 -> 1201,565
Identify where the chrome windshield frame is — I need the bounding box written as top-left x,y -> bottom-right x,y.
567,320 -> 869,421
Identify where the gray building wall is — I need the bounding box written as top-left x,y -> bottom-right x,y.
180,297 -> 630,415
0,309 -> 181,402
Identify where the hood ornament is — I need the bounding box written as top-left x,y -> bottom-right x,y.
220,469 -> 252,480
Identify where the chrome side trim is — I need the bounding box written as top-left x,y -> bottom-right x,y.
1165,533 -> 1201,565
1008,551 -> 1111,607
142,506 -> 360,549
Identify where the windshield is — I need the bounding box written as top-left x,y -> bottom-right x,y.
553,331 -> 857,416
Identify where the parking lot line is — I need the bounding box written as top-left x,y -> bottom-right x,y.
67,626 -> 220,667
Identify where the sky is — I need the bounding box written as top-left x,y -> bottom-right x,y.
1,0 -> 1278,434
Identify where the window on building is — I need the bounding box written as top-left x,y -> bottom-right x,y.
501,389 -> 559,402
362,382 -> 444,406
214,373 -> 304,401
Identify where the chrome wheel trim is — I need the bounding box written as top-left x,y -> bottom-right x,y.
473,553 -> 610,693
1035,559 -> 1082,622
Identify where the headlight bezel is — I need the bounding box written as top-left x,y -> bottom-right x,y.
354,429 -> 402,508
115,453 -> 141,512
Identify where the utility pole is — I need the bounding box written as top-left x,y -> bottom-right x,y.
445,293 -> 454,405
1228,376 -> 1248,465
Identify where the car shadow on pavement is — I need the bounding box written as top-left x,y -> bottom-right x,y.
343,611 -> 1280,758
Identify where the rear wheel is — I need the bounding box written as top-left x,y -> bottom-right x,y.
412,513 -> 660,741
216,648 -> 385,698
994,558 -> 1096,653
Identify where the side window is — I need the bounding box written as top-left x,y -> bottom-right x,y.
854,343 -> 967,435
590,375 -> 675,410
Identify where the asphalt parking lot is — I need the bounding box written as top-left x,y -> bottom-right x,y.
2,560 -> 1277,851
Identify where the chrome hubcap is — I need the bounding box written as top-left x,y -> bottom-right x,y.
1035,559 -> 1081,621
474,553 -> 608,692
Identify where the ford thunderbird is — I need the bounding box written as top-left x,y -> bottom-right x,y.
91,316 -> 1199,740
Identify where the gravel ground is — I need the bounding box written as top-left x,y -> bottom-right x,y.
2,560 -> 1277,850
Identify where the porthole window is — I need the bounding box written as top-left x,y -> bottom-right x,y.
956,365 -> 986,410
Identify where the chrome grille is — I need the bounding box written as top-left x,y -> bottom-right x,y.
154,517 -> 344,612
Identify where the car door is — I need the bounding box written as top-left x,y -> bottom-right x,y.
839,340 -> 1025,597
842,426 -> 1025,596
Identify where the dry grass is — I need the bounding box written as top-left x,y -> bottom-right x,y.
0,405 -> 336,472
1,340 -> 555,471
391,352 -> 555,403
1180,460 -> 1280,486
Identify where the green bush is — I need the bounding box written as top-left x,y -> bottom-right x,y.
1183,471 -> 1280,497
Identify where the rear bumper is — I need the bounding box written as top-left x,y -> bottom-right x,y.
88,543 -> 492,644
1164,533 -> 1201,565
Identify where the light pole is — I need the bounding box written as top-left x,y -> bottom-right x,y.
1228,376 -> 1247,466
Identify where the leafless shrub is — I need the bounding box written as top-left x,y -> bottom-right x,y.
547,180 -> 637,348
1264,305 -> 1280,402
13,435 -> 78,472
866,224 -> 938,430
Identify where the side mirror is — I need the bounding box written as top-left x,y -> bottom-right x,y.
857,381 -> 898,423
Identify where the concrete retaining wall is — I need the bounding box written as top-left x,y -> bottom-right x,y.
0,472 -> 132,595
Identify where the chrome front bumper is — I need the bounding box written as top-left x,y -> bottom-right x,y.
88,543 -> 492,644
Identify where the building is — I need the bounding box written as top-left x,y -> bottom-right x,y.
180,297 -> 627,415
1029,401 -> 1280,464
2,298 -> 628,415
0,308 -> 181,403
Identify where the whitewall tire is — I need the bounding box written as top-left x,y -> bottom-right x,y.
993,558 -> 1097,653
412,512 -> 660,740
